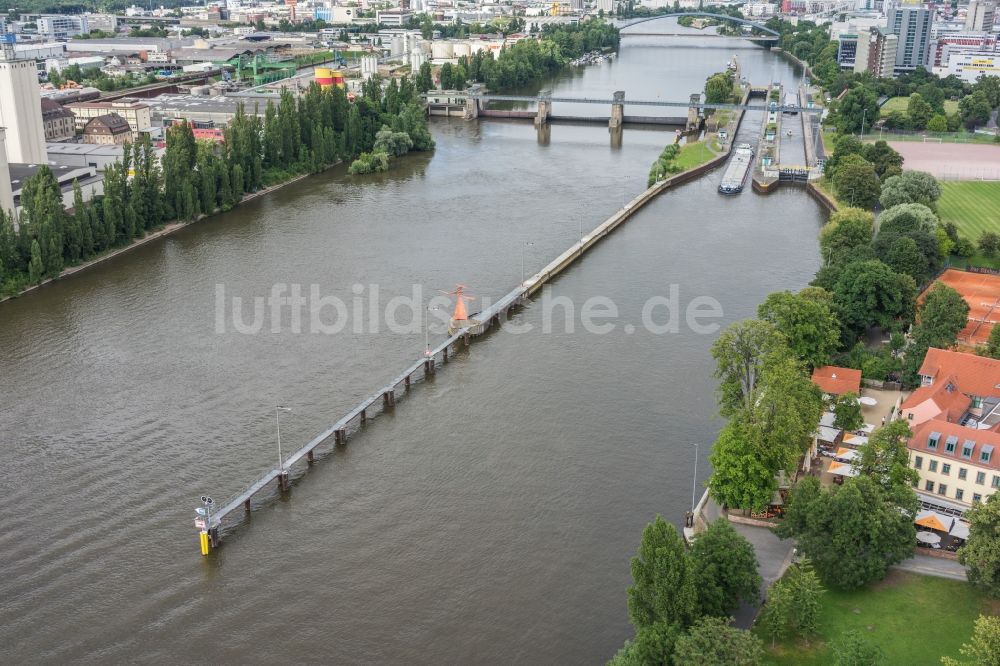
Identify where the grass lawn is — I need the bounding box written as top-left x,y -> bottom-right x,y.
881,96 -> 959,116
675,140 -> 717,170
812,177 -> 844,209
821,129 -> 836,154
939,181 -> 1000,268
758,571 -> 999,665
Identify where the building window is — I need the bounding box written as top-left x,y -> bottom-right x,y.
945,436 -> 957,454
925,480 -> 935,492
974,493 -> 983,503
959,468 -> 967,481
955,489 -> 964,501
929,460 -> 938,472
928,433 -> 940,450
972,396 -> 983,409
908,412 -> 914,420
962,440 -> 974,459
993,476 -> 1000,489
938,484 -> 948,496
981,445 -> 994,464
914,455 -> 923,469
942,463 -> 951,475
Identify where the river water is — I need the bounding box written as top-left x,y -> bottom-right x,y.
0,29 -> 824,664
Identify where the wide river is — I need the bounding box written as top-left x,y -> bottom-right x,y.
0,28 -> 825,664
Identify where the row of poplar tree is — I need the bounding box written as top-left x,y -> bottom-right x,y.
0,77 -> 434,296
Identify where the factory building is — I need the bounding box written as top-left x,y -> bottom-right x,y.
0,36 -> 48,164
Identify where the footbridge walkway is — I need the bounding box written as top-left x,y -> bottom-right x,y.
196,98 -> 753,554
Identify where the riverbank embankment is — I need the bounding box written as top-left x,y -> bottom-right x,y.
0,168 -> 330,305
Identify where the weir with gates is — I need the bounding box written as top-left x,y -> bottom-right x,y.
426,87 -> 820,134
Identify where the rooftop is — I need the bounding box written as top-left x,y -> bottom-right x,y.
85,113 -> 132,134
65,99 -> 150,110
908,418 -> 1000,472
919,348 -> 1000,400
901,375 -> 973,423
811,365 -> 862,396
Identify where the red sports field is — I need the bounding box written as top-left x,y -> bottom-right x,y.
927,269 -> 1000,346
888,142 -> 1000,180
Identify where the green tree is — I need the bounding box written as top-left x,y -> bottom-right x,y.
873,203 -> 942,282
927,114 -> 948,132
978,232 -> 1000,257
836,85 -> 879,134
689,519 -> 761,618
855,420 -> 919,498
959,91 -> 992,129
756,578 -> 791,648
415,62 -> 433,94
972,75 -> 1000,107
879,171 -> 941,210
648,143 -> 683,185
777,476 -> 915,589
672,616 -> 764,666
373,125 -> 414,157
832,392 -> 864,432
958,493 -> 1000,598
704,72 -> 734,105
757,560 -> 824,646
941,614 -> 1000,666
861,141 -> 903,180
984,325 -> 1000,360
708,421 -> 777,512
710,319 -> 788,418
27,239 -> 44,283
439,62 -> 454,90
627,515 -> 698,630
757,288 -> 842,368
913,283 -> 970,350
833,260 -> 917,336
607,620 -> 681,666
823,134 -> 864,181
907,93 -> 933,129
884,236 -> 928,284
833,154 -> 880,209
819,207 -> 875,266
831,631 -> 886,665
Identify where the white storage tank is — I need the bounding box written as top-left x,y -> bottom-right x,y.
453,41 -> 471,58
431,41 -> 454,59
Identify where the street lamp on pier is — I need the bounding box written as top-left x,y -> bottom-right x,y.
521,241 -> 534,286
425,305 -> 441,357
275,405 -> 292,474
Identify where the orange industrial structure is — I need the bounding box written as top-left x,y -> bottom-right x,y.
443,284 -> 474,333
921,269 -> 1000,346
314,67 -> 346,90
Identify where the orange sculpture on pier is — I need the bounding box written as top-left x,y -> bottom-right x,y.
442,284 -> 475,334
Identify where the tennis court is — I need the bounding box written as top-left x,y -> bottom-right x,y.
926,268 -> 1000,345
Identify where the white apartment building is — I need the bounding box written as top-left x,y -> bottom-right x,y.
36,15 -> 89,38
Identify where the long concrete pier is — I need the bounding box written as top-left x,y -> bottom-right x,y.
198,103 -> 749,552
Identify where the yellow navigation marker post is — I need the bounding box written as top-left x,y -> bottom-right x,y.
196,495 -> 214,556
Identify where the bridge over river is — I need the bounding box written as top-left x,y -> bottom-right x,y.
618,12 -> 781,42
425,88 -> 823,132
